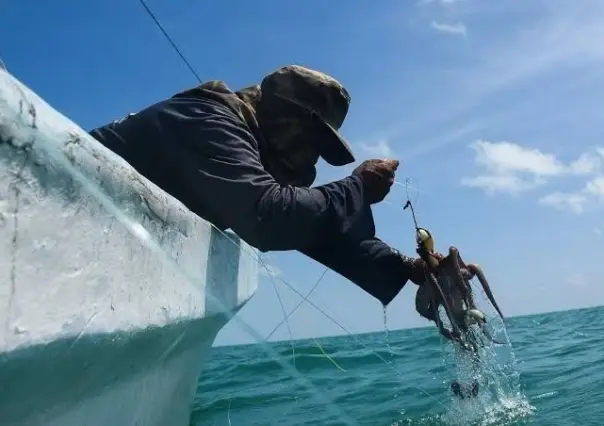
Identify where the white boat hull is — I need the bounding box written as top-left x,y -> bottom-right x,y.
0,69 -> 258,425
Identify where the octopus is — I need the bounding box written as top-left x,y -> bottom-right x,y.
415,246 -> 504,352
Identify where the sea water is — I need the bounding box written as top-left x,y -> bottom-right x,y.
193,306 -> 604,425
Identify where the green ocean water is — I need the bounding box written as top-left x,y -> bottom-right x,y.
192,306 -> 604,426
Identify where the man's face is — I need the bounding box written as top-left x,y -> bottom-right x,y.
257,95 -> 323,186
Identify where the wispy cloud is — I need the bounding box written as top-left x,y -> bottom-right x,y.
357,140 -> 394,158
418,0 -> 467,6
538,169 -> 604,214
595,228 -> 602,236
430,20 -> 467,36
388,2 -> 604,158
461,140 -> 604,213
452,4 -> 604,95
461,140 -> 604,214
539,192 -> 590,214
461,174 -> 545,196
461,140 -> 600,194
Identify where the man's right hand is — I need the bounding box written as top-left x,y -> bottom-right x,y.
352,159 -> 400,204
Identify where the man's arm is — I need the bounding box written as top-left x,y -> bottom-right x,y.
175,98 -> 370,251
300,236 -> 420,306
294,197 -> 421,306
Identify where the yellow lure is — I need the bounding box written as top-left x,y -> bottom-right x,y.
416,228 -> 435,253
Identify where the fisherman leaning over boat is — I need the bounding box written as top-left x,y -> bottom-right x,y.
89,65 -> 436,306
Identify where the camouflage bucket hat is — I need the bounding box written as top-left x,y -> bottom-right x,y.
260,65 -> 356,166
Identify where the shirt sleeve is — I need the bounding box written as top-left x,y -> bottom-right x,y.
300,235 -> 419,306
173,99 -> 371,252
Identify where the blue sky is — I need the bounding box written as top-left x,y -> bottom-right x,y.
2,0 -> 603,346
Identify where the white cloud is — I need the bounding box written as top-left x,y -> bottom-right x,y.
585,176 -> 604,199
538,176 -> 604,214
430,20 -> 467,36
461,174 -> 544,196
470,141 -> 567,176
538,192 -> 590,214
594,228 -> 602,236
357,140 -> 394,158
462,140 -> 604,197
463,140 -> 604,213
569,152 -> 602,175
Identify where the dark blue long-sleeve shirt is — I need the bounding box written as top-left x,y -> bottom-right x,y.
90,94 -> 416,305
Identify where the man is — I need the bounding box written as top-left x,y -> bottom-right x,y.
89,65 -> 427,306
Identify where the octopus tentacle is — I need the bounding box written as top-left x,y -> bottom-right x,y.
467,263 -> 504,320
448,247 -> 484,352
449,246 -> 476,310
427,271 -> 463,339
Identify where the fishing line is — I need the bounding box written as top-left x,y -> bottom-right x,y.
259,254 -> 297,368
227,397 -> 233,426
136,0 -> 201,82
264,268 -> 327,341
394,178 -> 428,197
248,256 -> 450,409
263,268 -> 342,379
313,338 -> 347,372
